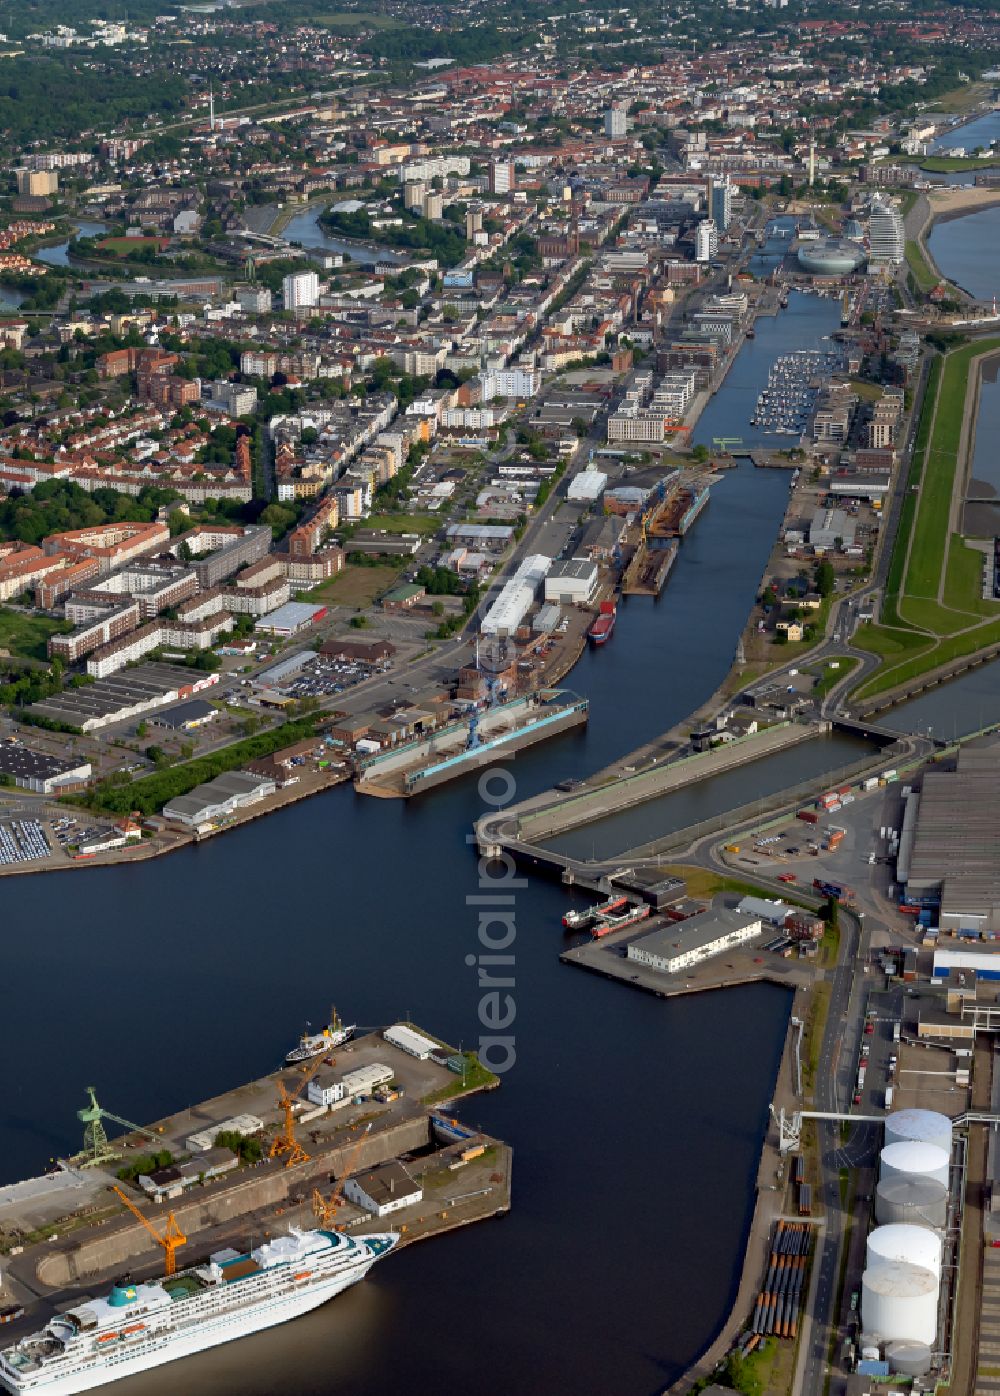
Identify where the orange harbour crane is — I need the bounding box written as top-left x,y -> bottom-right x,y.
111,1186 -> 187,1277
312,1124 -> 373,1230
271,1051 -> 336,1168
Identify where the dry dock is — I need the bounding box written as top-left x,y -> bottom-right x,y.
355,690 -> 588,798
0,1026 -> 510,1329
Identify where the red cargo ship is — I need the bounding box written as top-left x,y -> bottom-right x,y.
591,904 -> 651,938
588,599 -> 617,646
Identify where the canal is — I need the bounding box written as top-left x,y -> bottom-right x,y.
0,301 -> 859,1394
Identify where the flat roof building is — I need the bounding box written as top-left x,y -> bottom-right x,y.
0,745 -> 91,794
906,745 -> 1000,933
384,1023 -> 439,1059
626,908 -> 763,975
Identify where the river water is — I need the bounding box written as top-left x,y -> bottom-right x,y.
0,299 -> 861,1394
283,206 -> 406,266
34,221 -> 109,268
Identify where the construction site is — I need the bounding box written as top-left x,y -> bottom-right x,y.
0,1026 -> 510,1343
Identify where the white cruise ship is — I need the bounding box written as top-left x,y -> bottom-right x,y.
0,1227 -> 397,1396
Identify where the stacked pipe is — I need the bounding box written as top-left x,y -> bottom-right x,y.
750,1221 -> 814,1339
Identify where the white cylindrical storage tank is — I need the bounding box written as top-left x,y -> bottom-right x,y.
885,1108 -> 953,1159
861,1261 -> 938,1345
867,1224 -> 942,1280
885,1340 -> 933,1378
880,1140 -> 950,1189
876,1174 -> 949,1230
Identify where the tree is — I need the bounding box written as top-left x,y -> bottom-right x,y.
814,559 -> 835,597
691,443 -> 710,463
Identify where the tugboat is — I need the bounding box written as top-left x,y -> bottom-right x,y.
285,1007 -> 355,1064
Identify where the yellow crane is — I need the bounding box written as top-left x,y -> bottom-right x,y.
270,1051 -> 336,1169
312,1125 -> 372,1229
111,1185 -> 187,1277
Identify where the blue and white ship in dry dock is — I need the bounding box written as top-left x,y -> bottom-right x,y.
0,1227 -> 397,1395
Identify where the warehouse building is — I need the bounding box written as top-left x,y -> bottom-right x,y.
384,1023 -> 439,1059
0,745 -> 92,794
627,908 -> 763,975
905,746 -> 1000,933
543,559 -> 598,605
162,771 -> 276,829
256,601 -> 328,636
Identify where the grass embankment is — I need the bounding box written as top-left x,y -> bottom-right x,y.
421,1052 -> 498,1106
854,342 -> 1000,700
905,239 -> 939,294
0,608 -> 72,662
802,980 -> 832,1096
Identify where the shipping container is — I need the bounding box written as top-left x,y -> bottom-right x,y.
797,809 -> 819,824
884,1086 -> 894,1110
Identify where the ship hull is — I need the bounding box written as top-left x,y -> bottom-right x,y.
0,1260 -> 377,1396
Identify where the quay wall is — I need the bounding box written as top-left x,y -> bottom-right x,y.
37,1117 -> 431,1289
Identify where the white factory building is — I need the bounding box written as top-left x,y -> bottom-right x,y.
307,1062 -> 395,1109
627,909 -> 763,975
543,559 -> 598,605
480,554 -> 551,636
567,469 -> 607,503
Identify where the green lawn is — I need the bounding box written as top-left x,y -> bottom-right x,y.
852,622 -> 932,658
365,512 -> 441,536
420,1053 -> 498,1106
905,240 -> 939,294
809,656 -> 859,697
897,595 -> 974,635
0,608 -> 71,662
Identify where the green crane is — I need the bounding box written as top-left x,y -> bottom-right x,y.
76,1086 -> 148,1168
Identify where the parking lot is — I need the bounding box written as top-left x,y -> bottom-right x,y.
0,819 -> 52,866
273,654 -> 388,701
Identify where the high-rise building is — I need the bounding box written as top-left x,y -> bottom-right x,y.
868,200 -> 905,266
710,177 -> 732,232
489,160 -> 515,195
282,271 -> 320,309
423,191 -> 443,221
403,179 -> 427,211
604,107 -> 627,139
465,207 -> 483,240
694,219 -> 718,263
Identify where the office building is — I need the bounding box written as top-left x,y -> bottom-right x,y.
627,909 -> 763,975
710,177 -> 733,232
